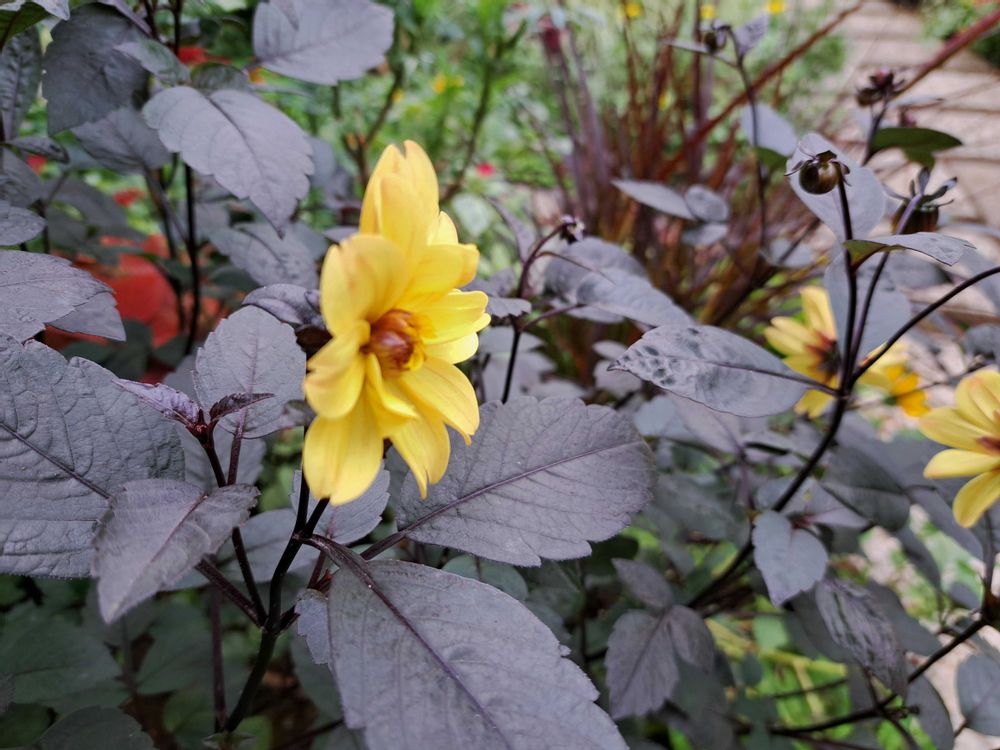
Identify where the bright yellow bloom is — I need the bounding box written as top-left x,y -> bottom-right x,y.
764,287 -> 839,417
625,2 -> 643,18
765,286 -> 926,419
432,74 -> 448,94
920,371 -> 1000,527
302,141 -> 490,504
766,0 -> 786,14
863,357 -> 929,417
700,4 -> 717,21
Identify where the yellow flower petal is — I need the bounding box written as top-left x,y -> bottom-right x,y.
302,406 -> 383,505
770,316 -> 814,344
795,389 -> 833,418
399,357 -> 480,440
376,173 -> 426,255
898,390 -> 929,417
764,326 -> 808,358
319,234 -> 408,334
924,449 -> 1000,478
919,407 -> 992,451
360,141 -> 439,237
389,414 -> 451,498
359,144 -> 404,234
419,290 -> 490,344
428,211 -> 459,244
801,286 -> 835,338
425,332 -> 481,364
303,351 -> 365,419
362,352 -> 417,435
953,470 -> 1000,527
397,243 -> 480,309
957,371 -> 1000,431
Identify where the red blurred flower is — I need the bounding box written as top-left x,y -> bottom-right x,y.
113,187 -> 145,207
475,162 -> 496,177
26,155 -> 46,174
177,46 -> 230,66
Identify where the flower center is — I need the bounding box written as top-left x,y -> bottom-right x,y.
364,309 -> 423,377
806,332 -> 840,381
978,436 -> 1000,455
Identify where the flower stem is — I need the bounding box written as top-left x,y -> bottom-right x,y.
223,473 -> 329,733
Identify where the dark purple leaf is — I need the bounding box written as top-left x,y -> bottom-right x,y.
253,0 -> 393,85
114,379 -> 203,427
208,392 -> 274,423
92,479 -> 259,622
42,5 -> 147,133
326,558 -> 627,749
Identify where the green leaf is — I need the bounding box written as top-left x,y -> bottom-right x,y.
36,707 -> 154,749
0,617 -> 119,704
844,232 -> 972,266
871,126 -> 962,165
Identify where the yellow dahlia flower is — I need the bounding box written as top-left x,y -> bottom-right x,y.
764,287 -> 840,418
765,286 -> 927,419
302,141 -> 490,505
920,371 -> 1000,527
862,357 -> 929,418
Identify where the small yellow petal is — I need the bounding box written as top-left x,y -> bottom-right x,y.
425,332 -> 480,364
924,449 -> 1000,478
399,358 -> 480,440
303,352 -> 365,419
302,406 -> 383,505
376,173 -> 425,254
362,352 -> 417,435
764,326 -> 807,358
359,144 -> 405,234
958,372 -> 1000,430
919,407 -> 992,452
428,211 -> 459,245
795,389 -> 833,418
319,235 -> 409,334
419,290 -> 490,344
953,470 -> 1000,527
389,414 -> 451,498
898,390 -> 929,417
770,316 -> 814,343
397,243 -> 480,309
800,286 -> 835,338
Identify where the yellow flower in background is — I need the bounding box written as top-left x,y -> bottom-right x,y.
432,74 -> 463,95
764,287 -> 839,417
303,141 -> 490,504
765,286 -> 927,419
863,356 -> 929,417
625,1 -> 643,18
700,4 -> 717,21
766,0 -> 786,14
920,371 -> 1000,527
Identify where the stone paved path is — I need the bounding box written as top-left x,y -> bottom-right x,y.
838,1 -> 1000,242
834,4 -> 1000,749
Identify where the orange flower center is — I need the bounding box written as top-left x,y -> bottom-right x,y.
978,436 -> 1000,455
364,309 -> 423,377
